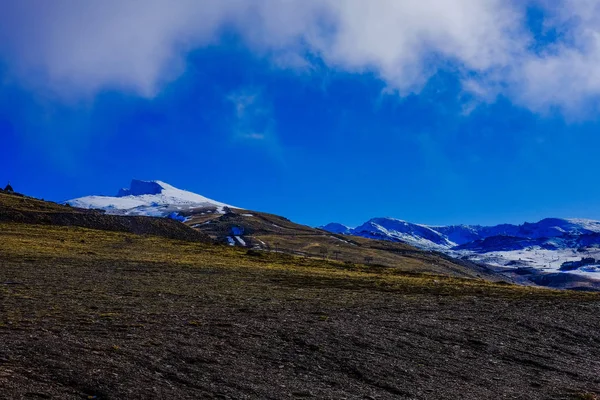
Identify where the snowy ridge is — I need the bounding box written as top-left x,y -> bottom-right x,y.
352,218 -> 455,250
67,180 -> 236,217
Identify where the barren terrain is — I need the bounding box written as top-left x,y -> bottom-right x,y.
0,222 -> 599,399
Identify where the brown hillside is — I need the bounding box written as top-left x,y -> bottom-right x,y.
185,207 -> 502,281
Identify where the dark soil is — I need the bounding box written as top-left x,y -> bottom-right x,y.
1,257 -> 599,400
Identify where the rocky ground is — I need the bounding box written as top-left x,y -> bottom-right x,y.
1,227 -> 599,399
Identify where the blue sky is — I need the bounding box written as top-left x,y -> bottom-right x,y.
1,1 -> 600,227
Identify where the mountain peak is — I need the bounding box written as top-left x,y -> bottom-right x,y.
117,179 -> 168,197
318,223 -> 351,234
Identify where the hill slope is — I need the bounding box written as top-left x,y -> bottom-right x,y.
183,208 -> 501,280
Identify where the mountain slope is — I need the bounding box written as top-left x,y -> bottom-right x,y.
0,191 -> 210,242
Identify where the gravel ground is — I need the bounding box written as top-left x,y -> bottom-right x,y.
1,257 -> 599,400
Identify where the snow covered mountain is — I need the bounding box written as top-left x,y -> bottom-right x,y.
321,217 -> 600,281
66,180 -> 235,218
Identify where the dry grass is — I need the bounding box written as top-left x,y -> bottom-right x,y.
0,192 -> 68,212
0,222 -> 591,299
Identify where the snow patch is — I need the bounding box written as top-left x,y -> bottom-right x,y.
166,212 -> 187,222
456,247 -> 600,281
329,235 -> 354,245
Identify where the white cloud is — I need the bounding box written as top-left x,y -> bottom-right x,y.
509,1 -> 600,114
227,88 -> 272,141
311,0 -> 525,94
227,87 -> 286,163
2,0 -> 600,114
240,133 -> 266,141
0,0 -> 246,97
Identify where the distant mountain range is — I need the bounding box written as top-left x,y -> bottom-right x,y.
320,217 -> 600,250
320,217 -> 600,280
